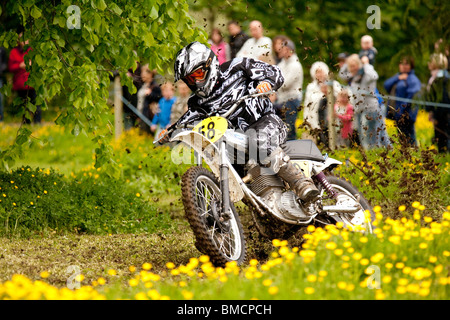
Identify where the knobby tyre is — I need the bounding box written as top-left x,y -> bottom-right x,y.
181,166 -> 246,267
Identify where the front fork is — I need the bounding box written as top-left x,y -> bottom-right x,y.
195,142 -> 232,221
219,141 -> 232,220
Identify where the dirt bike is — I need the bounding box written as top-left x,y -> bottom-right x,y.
154,91 -> 374,267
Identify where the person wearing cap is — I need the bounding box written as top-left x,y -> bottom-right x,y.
275,37 -> 303,140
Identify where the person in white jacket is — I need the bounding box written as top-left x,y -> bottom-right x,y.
236,20 -> 273,61
276,38 -> 303,140
303,61 -> 341,139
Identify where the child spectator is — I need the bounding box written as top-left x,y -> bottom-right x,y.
359,35 -> 377,66
151,82 -> 176,138
333,88 -> 354,148
208,28 -> 230,65
170,81 -> 190,125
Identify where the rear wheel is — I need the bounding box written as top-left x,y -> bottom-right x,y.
318,175 -> 375,233
181,166 -> 246,267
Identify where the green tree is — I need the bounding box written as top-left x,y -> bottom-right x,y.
189,0 -> 449,83
0,0 -> 207,173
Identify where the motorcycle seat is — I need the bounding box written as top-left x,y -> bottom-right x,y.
282,140 -> 325,162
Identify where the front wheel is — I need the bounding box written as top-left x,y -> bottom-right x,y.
181,166 -> 246,267
318,175 -> 375,234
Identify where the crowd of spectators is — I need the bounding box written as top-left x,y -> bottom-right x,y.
1,21 -> 448,153
199,20 -> 449,153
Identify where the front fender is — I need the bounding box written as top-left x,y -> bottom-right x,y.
170,130 -> 244,202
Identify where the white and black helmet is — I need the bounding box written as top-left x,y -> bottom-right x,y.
174,41 -> 219,97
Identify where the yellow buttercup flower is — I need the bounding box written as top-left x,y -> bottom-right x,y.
129,278 -> 139,287
142,263 -> 152,270
107,269 -> 117,276
304,287 -> 315,295
268,286 -> 279,295
412,201 -> 420,209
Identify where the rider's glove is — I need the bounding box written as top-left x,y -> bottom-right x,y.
157,128 -> 171,144
256,81 -> 272,93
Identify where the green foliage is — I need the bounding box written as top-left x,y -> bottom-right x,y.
0,165 -> 174,237
190,0 -> 449,83
330,143 -> 450,220
0,0 -> 207,171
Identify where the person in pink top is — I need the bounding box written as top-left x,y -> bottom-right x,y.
333,88 -> 354,148
208,28 -> 230,65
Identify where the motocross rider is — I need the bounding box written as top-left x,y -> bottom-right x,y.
162,41 -> 320,203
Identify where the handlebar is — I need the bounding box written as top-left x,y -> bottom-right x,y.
153,90 -> 275,145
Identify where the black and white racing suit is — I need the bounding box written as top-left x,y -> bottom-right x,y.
171,57 -> 287,163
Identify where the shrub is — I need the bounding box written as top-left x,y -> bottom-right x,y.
0,166 -> 173,237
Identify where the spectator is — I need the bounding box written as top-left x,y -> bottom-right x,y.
338,52 -> 348,69
208,28 -> 230,65
137,64 -> 161,133
426,53 -> 449,153
434,38 -> 450,71
151,82 -> 176,138
0,46 -> 7,122
359,35 -> 377,66
343,54 -> 380,150
383,56 -> 422,146
272,35 -> 289,65
122,62 -> 142,130
375,88 -> 393,149
275,38 -> 303,140
236,20 -> 272,61
303,61 -> 341,143
170,81 -> 190,125
8,31 -> 41,123
227,21 -> 249,60
228,21 -> 250,59
333,88 -> 354,148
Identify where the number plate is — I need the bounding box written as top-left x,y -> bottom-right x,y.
193,116 -> 228,143
291,160 -> 311,178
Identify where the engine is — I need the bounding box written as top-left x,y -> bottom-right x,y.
246,163 -> 312,223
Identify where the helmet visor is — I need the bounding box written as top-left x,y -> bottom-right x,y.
184,67 -> 208,85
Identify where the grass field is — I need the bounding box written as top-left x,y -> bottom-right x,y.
0,111 -> 448,300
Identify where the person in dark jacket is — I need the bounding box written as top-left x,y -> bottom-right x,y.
383,56 -> 422,146
167,42 -> 320,203
426,53 -> 449,153
227,21 -> 250,60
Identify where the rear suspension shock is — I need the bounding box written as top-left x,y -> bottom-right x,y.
314,172 -> 338,199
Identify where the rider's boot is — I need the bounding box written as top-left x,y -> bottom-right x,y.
262,147 -> 320,203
